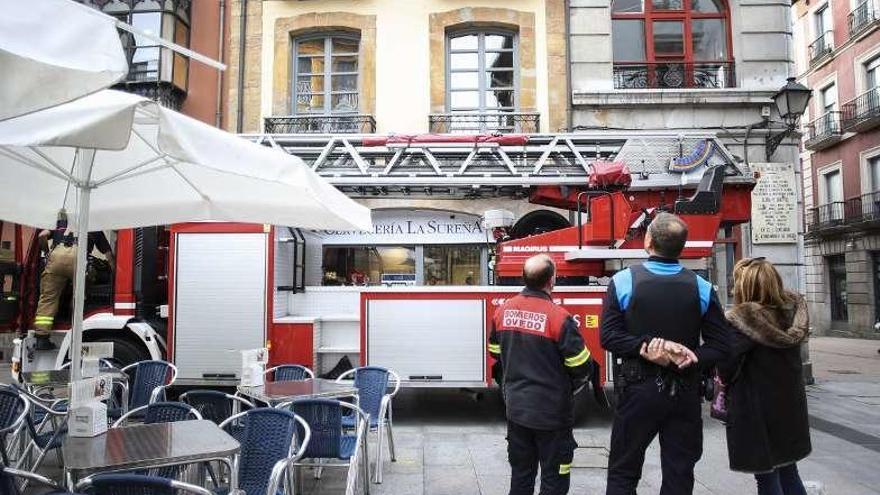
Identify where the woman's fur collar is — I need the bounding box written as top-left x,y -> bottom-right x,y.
726,291 -> 810,348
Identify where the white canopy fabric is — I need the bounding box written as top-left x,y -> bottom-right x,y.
0,89 -> 371,380
0,89 -> 372,232
0,0 -> 129,121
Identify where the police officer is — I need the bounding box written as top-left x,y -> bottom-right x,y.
33,209 -> 114,350
489,254 -> 595,495
600,212 -> 730,495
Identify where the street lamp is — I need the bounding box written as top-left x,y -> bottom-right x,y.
766,77 -> 813,160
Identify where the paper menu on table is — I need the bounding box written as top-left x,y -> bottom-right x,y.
69,376 -> 112,407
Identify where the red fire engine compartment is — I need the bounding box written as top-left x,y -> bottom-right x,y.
358,287 -> 607,388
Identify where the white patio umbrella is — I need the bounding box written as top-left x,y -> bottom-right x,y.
0,0 -> 128,121
0,89 -> 372,379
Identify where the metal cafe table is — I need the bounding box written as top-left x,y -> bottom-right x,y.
21,368 -> 130,411
237,378 -> 358,406
21,368 -> 128,389
62,419 -> 240,490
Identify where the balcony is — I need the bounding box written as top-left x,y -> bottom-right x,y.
612,62 -> 736,89
428,112 -> 540,134
804,111 -> 843,150
264,114 -> 376,134
848,0 -> 880,39
842,87 -> 880,132
809,31 -> 835,67
808,191 -> 880,234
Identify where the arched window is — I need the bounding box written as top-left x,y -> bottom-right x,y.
444,30 -> 519,132
611,0 -> 733,89
292,34 -> 360,115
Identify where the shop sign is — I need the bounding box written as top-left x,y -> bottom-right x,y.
750,163 -> 798,244
317,209 -> 489,245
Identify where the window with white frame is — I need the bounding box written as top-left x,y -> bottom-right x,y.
292,35 -> 360,115
446,31 -> 517,117
818,83 -> 838,133
869,155 -> 880,191
824,168 -> 843,204
866,56 -> 880,90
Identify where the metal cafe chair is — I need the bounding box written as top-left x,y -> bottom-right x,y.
109,360 -> 178,420
180,390 -> 255,425
1,465 -> 78,495
0,389 -> 28,467
112,401 -> 202,428
336,366 -> 401,483
218,408 -> 311,495
11,387 -> 68,479
265,364 -> 315,382
283,398 -> 370,495
76,473 -> 213,495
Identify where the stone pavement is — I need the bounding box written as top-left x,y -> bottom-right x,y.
13,336 -> 880,494
298,336 -> 880,495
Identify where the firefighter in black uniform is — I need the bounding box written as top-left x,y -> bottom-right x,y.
600,212 -> 730,495
489,254 -> 595,495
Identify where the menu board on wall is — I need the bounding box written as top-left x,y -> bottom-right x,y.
750,162 -> 798,244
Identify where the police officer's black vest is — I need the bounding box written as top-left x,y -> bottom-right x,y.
623,264 -> 703,353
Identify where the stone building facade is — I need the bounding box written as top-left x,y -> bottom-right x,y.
793,0 -> 880,338
567,0 -> 804,299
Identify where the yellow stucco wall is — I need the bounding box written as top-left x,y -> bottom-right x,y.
261,0 -> 556,134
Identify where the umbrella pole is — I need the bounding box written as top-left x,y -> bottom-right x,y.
69,149 -> 95,383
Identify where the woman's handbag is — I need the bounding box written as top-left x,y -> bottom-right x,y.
710,354 -> 747,423
709,371 -> 729,422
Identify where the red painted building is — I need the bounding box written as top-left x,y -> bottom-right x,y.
794,0 -> 880,337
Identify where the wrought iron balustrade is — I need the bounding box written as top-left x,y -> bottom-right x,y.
264,114 -> 376,134
428,112 -> 540,134
848,0 -> 880,38
842,87 -> 880,131
809,191 -> 880,232
804,111 -> 843,150
612,62 -> 736,89
808,31 -> 835,65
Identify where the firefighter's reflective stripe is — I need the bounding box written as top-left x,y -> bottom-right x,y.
34,316 -> 54,324
488,343 -> 501,354
559,463 -> 571,475
564,347 -> 590,367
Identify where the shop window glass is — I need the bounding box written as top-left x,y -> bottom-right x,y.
322,246 -> 415,286
424,245 -> 482,286
828,255 -> 848,322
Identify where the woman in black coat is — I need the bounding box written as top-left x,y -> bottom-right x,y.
722,257 -> 811,495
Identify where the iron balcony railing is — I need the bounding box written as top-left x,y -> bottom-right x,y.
428,112 -> 540,134
612,61 -> 736,89
848,0 -> 880,38
842,87 -> 880,130
805,111 -> 843,148
264,114 -> 376,134
809,31 -> 835,65
809,191 -> 880,231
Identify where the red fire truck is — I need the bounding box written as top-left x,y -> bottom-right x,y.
8,132 -> 754,391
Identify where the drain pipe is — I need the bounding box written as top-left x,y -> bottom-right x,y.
564,0 -> 573,132
215,0 -> 225,128
236,0 -> 247,133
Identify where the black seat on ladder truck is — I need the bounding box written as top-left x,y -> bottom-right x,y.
674,165 -> 725,215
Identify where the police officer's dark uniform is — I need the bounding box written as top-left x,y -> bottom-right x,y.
489,286 -> 594,495
601,256 -> 730,495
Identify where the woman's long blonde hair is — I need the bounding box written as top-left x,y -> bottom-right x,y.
733,257 -> 791,306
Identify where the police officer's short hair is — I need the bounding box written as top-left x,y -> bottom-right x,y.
648,213 -> 688,259
523,254 -> 555,290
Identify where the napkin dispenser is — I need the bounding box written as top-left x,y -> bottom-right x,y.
69,402 -> 108,437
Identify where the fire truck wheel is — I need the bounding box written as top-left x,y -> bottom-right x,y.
94,336 -> 150,368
